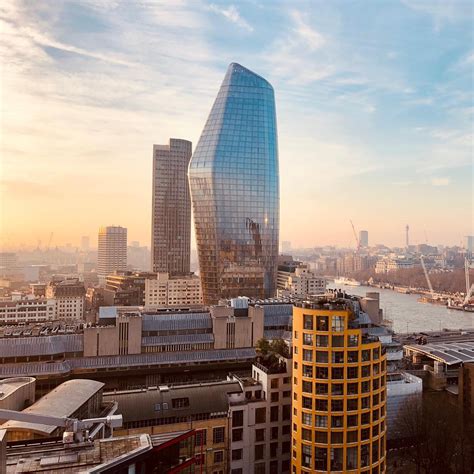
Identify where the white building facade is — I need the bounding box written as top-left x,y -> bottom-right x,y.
277,266 -> 326,298
0,295 -> 56,324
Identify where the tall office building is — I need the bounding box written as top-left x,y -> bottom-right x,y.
97,226 -> 127,284
189,63 -> 279,304
151,139 -> 192,276
465,235 -> 474,254
292,298 -> 387,472
359,230 -> 369,248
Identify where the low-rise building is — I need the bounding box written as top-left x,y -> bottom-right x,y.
375,256 -> 417,274
144,272 -> 202,309
46,277 -> 85,320
0,377 -> 36,414
0,295 -> 56,324
103,271 -> 155,306
277,265 -> 326,298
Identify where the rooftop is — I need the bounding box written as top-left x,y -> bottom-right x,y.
405,340 -> 474,365
0,377 -> 35,401
1,379 -> 104,436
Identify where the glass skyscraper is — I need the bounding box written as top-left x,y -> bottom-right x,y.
189,63 -> 279,304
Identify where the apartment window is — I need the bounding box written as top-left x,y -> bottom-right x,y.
347,367 -> 359,379
214,450 -> 224,463
361,381 -> 370,393
372,440 -> 379,463
347,398 -> 358,411
303,365 -> 313,377
255,428 -> 265,442
195,429 -> 207,447
213,427 -> 225,444
331,416 -> 343,428
232,410 -> 243,427
361,444 -> 370,467
271,378 -> 279,389
316,367 -> 328,379
255,444 -> 265,461
316,383 -> 328,395
282,405 -> 291,421
270,406 -> 279,422
316,316 -> 328,331
373,378 -> 380,390
270,442 -> 278,458
302,396 -> 312,409
315,415 -> 328,427
316,350 -> 328,363
283,390 -> 291,398
347,414 -> 358,427
315,399 -> 328,411
302,381 -> 312,394
315,431 -> 328,443
348,334 -> 359,347
362,349 -> 371,361
302,412 -> 312,426
361,428 -> 370,441
294,331 -> 298,339
331,315 -> 344,331
315,447 -> 327,470
232,449 -> 243,461
303,333 -> 313,345
347,350 -> 359,363
332,351 -> 344,363
332,335 -> 344,347
347,430 -> 358,443
282,440 -> 291,454
271,426 -> 279,439
373,393 -> 379,406
302,444 -> 312,468
303,349 -> 313,362
331,431 -> 343,444
361,412 -> 370,425
332,383 -> 343,395
362,365 -> 371,377
331,367 -> 344,379
347,446 -> 358,470
331,399 -> 343,412
255,408 -> 266,424
270,461 -> 278,473
271,392 -> 279,403
330,447 -> 344,471
254,463 -> 266,474
302,428 -> 312,441
316,335 -> 328,347
232,428 -> 243,442
282,425 -> 291,435
373,347 -> 380,360
303,314 -> 313,330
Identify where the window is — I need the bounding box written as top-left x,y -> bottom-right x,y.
372,440 -> 379,463
255,444 -> 265,460
330,447 -> 343,471
315,447 -> 327,470
303,365 -> 313,377
271,392 -> 279,402
331,431 -> 343,444
303,333 -> 313,345
283,390 -> 291,398
282,425 -> 291,435
214,450 -> 224,463
270,442 -> 278,458
271,378 -> 279,389
316,350 -> 328,363
270,406 -> 279,422
171,397 -> 190,409
316,367 -> 328,379
271,426 -> 279,439
316,316 -> 328,331
302,380 -> 312,394
361,444 -> 370,467
302,428 -> 312,441
232,449 -> 242,461
332,351 -> 344,363
331,399 -> 343,412
232,428 -> 243,442
316,383 -> 328,395
347,367 -> 359,379
347,414 -> 358,427
316,415 -> 328,427
195,429 -> 207,447
232,410 -> 243,427
347,446 -> 358,470
361,412 -> 370,425
332,383 -> 343,395
282,440 -> 291,453
362,365 -> 371,377
254,463 -> 265,474
373,347 -> 380,360
302,396 -> 312,409
331,416 -> 343,428
347,398 -> 358,411
282,405 -> 291,421
331,315 -> 344,331
373,393 -> 379,406
332,367 -> 344,379
347,430 -> 358,443
347,350 -> 359,363
361,381 -> 370,393
213,427 -> 225,444
316,335 -> 328,347
361,428 -> 370,441
303,314 -> 313,330
255,407 -> 266,424
303,349 -> 313,362
332,335 -> 344,347
362,349 -> 371,361
302,412 -> 312,426
315,399 -> 328,411
315,431 -> 327,443
255,428 -> 265,442
302,444 -> 312,468
348,334 -> 359,347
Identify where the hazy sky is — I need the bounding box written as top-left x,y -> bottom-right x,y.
1,0 -> 472,250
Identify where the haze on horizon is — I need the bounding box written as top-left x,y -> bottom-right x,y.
1,0 -> 472,251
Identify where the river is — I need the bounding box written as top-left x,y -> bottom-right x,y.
327,283 -> 474,334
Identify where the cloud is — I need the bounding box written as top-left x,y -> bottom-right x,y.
208,4 -> 253,31
431,177 -> 450,186
290,10 -> 325,51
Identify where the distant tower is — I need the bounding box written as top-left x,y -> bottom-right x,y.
98,226 -> 127,284
359,230 -> 369,248
151,139 -> 192,276
405,225 -> 409,248
80,236 -> 90,251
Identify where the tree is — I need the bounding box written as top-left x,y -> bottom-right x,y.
270,338 -> 290,358
255,338 -> 270,355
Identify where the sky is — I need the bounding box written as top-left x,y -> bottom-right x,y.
0,0 -> 472,251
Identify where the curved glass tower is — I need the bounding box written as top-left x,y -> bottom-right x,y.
189,63 -> 279,304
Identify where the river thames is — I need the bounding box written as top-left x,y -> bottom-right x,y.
327,283 -> 474,334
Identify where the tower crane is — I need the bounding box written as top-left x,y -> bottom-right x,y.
464,258 -> 473,306
349,220 -> 360,253
420,255 -> 435,299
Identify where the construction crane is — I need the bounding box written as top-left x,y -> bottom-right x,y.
420,255 -> 435,299
464,258 -> 473,306
0,408 -> 122,443
349,220 -> 360,252
46,232 -> 54,251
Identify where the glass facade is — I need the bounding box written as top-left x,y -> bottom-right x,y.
189,63 -> 279,304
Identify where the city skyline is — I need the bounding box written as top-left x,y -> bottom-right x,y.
1,0 -> 472,249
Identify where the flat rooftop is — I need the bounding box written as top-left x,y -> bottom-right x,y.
405,340 -> 474,365
5,434 -> 150,473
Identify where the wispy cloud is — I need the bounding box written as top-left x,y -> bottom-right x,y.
290,10 -> 325,51
208,4 -> 253,32
431,177 -> 450,186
